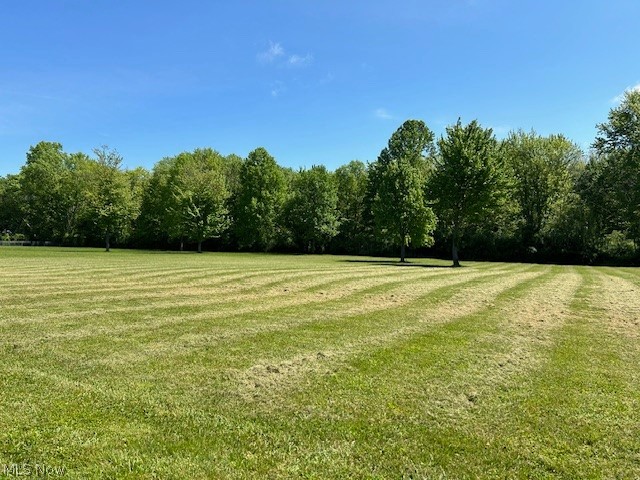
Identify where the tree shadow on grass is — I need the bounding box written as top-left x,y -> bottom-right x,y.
341,259 -> 459,268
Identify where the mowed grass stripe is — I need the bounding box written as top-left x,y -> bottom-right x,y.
0,249 -> 357,287
0,264 -> 542,478
0,254 -> 505,304
18,264 -> 552,476
2,264 -> 442,341
0,265 -> 391,320
444,266 -> 640,478
0,267 -> 331,309
203,267 -> 583,478
0,258 -> 497,309
1,263 -> 516,345
189,271 -> 576,478
234,265 -> 557,403
0,266 -> 246,298
0,262 -> 445,325
2,250 -> 637,479
34,266 -> 539,396
584,265 -> 640,283
0,261 -> 189,280
314,265 -> 634,479
36,265 -> 530,366
3,264 -> 528,388
588,267 -> 640,339
107,265 -> 539,371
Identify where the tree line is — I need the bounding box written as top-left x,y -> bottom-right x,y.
1,91 -> 638,265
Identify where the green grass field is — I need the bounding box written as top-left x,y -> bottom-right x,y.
0,248 -> 639,479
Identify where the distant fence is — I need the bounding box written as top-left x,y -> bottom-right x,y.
0,241 -> 56,246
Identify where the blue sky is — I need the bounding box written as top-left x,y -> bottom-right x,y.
1,0 -> 639,176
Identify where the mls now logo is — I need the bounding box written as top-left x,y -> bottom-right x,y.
2,463 -> 66,477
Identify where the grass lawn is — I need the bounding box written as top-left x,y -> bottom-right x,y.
0,247 -> 639,478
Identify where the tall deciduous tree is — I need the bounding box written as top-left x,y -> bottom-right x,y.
285,165 -> 340,253
503,130 -> 582,248
431,119 -> 508,267
59,152 -> 94,245
577,153 -> 625,254
136,157 -> 177,247
0,174 -> 24,236
369,120 -> 436,262
235,147 -> 287,251
125,166 -> 150,246
593,90 -> 640,246
20,141 -> 68,242
84,146 -> 139,251
167,149 -> 229,253
333,160 -> 369,254
19,142 -> 93,244
220,153 -> 244,247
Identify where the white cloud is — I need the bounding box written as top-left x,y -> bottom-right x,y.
257,42 -> 314,68
612,83 -> 640,104
258,42 -> 284,64
374,108 -> 393,120
271,81 -> 285,98
287,53 -> 313,67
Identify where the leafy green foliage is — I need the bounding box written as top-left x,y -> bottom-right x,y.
83,146 -> 140,251
285,165 -> 340,252
332,160 -> 369,254
235,147 -> 287,251
136,157 -> 177,246
18,142 -> 97,245
595,90 -> 640,155
166,149 -> 230,253
0,174 -> 24,236
19,142 -> 69,241
369,120 -> 437,261
592,90 -> 640,247
503,131 -> 582,247
431,119 -> 509,266
2,101 -> 639,263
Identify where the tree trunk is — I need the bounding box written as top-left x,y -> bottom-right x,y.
400,242 -> 406,263
197,240 -> 202,253
105,232 -> 110,252
452,236 -> 460,267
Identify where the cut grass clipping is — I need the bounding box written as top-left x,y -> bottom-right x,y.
0,247 -> 639,478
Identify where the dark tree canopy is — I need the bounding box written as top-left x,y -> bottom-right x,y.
0,174 -> 24,236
